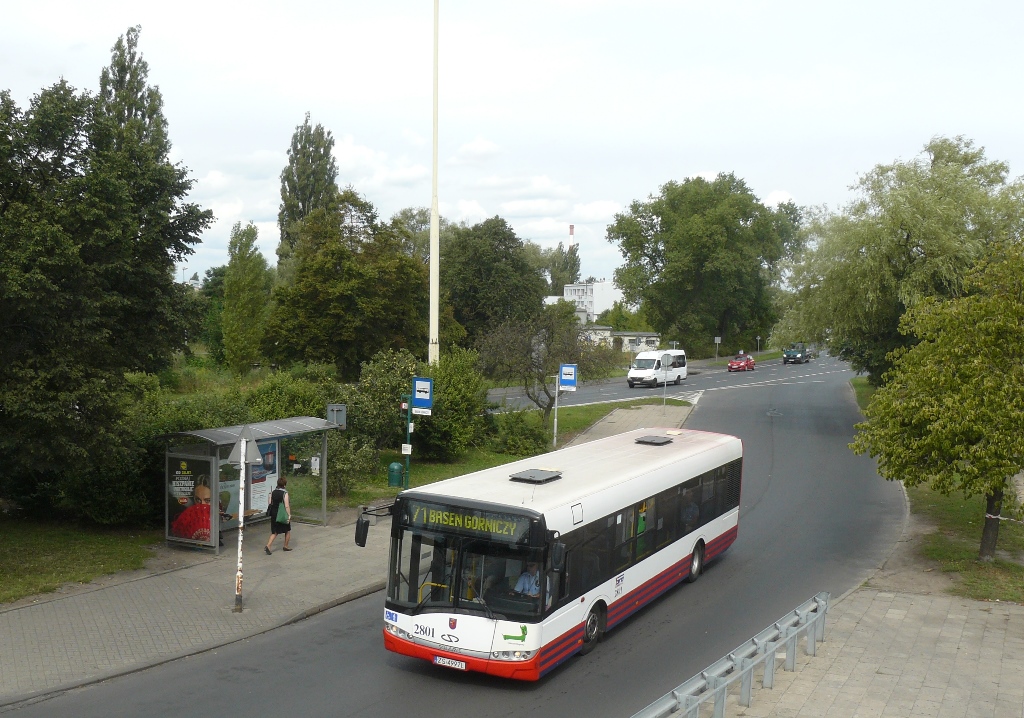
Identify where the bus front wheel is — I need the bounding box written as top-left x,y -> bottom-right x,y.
579,604 -> 605,655
686,542 -> 704,583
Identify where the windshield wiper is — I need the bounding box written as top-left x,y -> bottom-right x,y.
410,592 -> 433,616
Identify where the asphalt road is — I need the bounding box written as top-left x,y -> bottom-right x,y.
11,357 -> 904,718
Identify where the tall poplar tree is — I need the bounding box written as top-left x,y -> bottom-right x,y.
277,112 -> 338,279
223,223 -> 272,374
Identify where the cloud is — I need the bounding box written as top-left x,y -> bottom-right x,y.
449,138 -> 500,165
499,198 -> 570,217
571,200 -> 620,222
402,128 -> 427,146
477,174 -> 574,199
763,190 -> 794,207
331,134 -> 429,191
454,199 -> 488,222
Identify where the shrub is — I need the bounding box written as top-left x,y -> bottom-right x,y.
413,347 -> 488,461
351,349 -> 418,449
490,410 -> 547,456
326,434 -> 382,495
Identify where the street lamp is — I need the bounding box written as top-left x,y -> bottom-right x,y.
427,0 -> 440,365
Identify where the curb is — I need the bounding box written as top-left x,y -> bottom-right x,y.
0,580 -> 387,712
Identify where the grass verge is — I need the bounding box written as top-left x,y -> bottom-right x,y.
851,373 -> 1024,603
4,394 -> 687,603
908,485 -> 1024,603
0,521 -> 162,604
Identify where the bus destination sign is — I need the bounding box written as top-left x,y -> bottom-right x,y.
405,501 -> 531,542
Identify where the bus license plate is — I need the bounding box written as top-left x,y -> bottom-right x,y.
434,656 -> 467,671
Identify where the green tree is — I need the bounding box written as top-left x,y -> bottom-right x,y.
779,137 -> 1019,384
0,27 -> 211,521
479,301 -> 620,425
223,222 -> 272,373
277,112 -> 339,277
199,266 -> 227,363
851,242 -> 1024,560
441,216 -> 547,343
596,301 -> 652,331
264,205 -> 428,378
390,206 -> 435,262
609,174 -> 800,356
548,242 -> 581,294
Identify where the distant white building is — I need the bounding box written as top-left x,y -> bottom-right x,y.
612,331 -> 662,353
562,280 -> 623,323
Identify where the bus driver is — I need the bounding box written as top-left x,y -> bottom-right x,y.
515,562 -> 543,596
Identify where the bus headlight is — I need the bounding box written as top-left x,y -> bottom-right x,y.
491,650 -> 533,661
385,623 -> 412,640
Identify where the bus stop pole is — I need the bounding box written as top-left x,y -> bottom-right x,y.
552,384 -> 559,449
234,435 -> 246,613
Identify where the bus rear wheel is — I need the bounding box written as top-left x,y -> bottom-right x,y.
686,541 -> 704,583
579,605 -> 604,655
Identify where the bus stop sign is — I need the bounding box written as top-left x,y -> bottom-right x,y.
412,377 -> 433,415
559,364 -> 578,392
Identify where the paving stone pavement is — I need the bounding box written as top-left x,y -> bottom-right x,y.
2,380 -> 1022,718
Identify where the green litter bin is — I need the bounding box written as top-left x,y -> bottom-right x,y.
388,462 -> 404,488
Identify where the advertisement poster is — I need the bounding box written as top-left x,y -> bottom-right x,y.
218,461 -> 240,530
167,457 -> 214,544
250,439 -> 278,513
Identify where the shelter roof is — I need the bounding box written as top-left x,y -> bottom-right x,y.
160,416 -> 340,446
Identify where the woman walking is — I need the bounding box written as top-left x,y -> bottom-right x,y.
265,477 -> 292,554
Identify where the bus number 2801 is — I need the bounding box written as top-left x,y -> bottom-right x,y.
414,624 -> 434,638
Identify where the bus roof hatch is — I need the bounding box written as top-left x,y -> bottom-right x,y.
510,468 -> 562,484
635,435 -> 673,446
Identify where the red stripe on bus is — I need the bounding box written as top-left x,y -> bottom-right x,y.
606,526 -> 738,628
539,626 -> 584,674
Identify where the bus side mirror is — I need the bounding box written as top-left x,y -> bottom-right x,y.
551,542 -> 566,572
355,516 -> 370,547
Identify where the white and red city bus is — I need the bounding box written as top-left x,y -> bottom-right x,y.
376,427 -> 742,680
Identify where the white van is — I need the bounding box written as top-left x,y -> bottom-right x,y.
627,349 -> 687,388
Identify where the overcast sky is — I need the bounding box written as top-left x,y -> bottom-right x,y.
5,1 -> 1024,285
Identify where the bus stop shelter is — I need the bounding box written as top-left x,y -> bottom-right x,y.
161,416 -> 343,554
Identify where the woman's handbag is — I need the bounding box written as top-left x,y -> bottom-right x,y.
275,500 -> 289,524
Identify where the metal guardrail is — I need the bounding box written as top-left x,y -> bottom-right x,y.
631,592 -> 830,718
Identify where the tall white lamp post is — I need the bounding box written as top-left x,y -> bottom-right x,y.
427,0 -> 440,365
227,426 -> 261,612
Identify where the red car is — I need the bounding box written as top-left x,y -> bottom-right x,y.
728,354 -> 755,372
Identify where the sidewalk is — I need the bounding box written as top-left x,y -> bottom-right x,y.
2,397 -> 1023,718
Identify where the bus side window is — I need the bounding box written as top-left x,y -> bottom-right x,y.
613,509 -> 635,572
680,478 -> 700,533
655,487 -> 678,549
635,497 -> 655,561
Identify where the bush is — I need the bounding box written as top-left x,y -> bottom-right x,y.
350,349 -> 418,449
490,410 -> 547,456
413,347 -> 488,461
326,434 -> 382,495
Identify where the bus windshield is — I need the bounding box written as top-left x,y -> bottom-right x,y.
632,359 -> 657,369
387,528 -> 547,622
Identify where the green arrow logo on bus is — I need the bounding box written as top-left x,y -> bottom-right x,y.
503,625 -> 527,642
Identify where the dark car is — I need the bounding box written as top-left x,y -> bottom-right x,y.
783,343 -> 810,364
727,353 -> 755,372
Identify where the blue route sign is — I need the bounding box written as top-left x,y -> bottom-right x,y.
559,364 -> 578,392
412,377 -> 434,412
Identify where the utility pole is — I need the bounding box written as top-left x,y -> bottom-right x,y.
427,0 -> 440,365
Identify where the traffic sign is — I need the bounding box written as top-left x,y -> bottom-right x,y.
559,363 -> 578,392
412,377 -> 433,409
